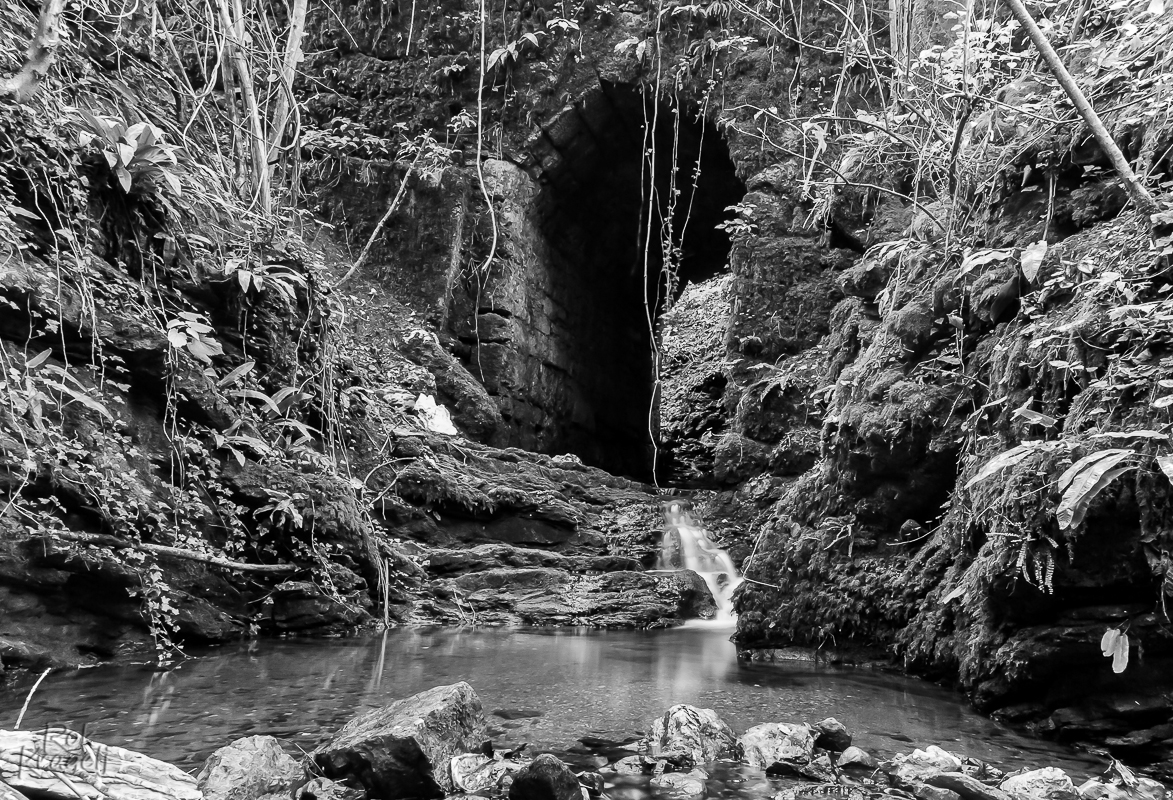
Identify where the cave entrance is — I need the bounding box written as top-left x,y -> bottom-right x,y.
525,82 -> 746,480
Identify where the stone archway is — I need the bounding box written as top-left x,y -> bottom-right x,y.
448,82 -> 745,480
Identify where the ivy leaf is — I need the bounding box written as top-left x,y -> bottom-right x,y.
186,338 -> 215,364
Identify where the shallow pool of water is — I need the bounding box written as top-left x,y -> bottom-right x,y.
0,627 -> 1104,782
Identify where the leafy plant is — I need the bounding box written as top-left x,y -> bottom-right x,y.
78,111 -> 182,197
166,312 -> 224,365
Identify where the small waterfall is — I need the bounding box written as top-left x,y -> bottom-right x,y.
657,500 -> 742,625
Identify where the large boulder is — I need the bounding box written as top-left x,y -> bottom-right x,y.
509,754 -> 581,800
1001,769 -> 1079,800
311,682 -> 486,799
197,735 -> 304,800
647,705 -> 740,767
738,723 -> 815,770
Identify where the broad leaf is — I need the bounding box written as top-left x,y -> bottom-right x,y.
960,247 -> 1014,274
964,441 -> 1050,489
1012,400 -> 1056,428
1057,450 -> 1136,530
1157,454 -> 1173,483
230,389 -> 282,415
1056,448 -> 1131,497
25,349 -> 52,370
216,360 -> 255,388
1020,240 -> 1048,283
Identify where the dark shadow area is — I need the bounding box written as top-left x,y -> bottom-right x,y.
529,81 -> 745,479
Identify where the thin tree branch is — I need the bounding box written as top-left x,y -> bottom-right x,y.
333,146 -> 427,289
46,530 -> 301,574
1001,0 -> 1158,215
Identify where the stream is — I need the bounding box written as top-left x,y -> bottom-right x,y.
0,626 -> 1104,789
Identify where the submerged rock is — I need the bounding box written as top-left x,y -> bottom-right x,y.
296,777 -> 366,799
509,754 -> 582,800
916,787 -> 963,800
927,772 -> 1014,800
647,705 -> 740,767
739,722 -> 815,769
578,771 -> 606,797
197,735 -> 304,800
1001,768 -> 1079,800
651,769 -> 708,797
311,682 -> 486,799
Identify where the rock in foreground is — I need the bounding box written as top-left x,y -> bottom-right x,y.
647,705 -> 740,767
738,722 -> 815,770
197,735 -> 304,800
0,728 -> 201,800
312,682 -> 485,799
508,754 -> 581,800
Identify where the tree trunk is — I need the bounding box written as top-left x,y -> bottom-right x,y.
1,0 -> 66,102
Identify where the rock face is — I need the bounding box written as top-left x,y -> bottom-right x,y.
738,723 -> 815,770
196,735 -> 304,800
430,567 -> 716,627
0,783 -> 29,800
647,705 -> 741,766
312,682 -> 486,799
508,754 -> 582,800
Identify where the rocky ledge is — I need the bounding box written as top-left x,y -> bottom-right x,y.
2,682 -> 1169,800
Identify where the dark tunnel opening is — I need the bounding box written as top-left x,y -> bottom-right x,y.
529,81 -> 746,481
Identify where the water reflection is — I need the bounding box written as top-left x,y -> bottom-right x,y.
0,627 -> 1103,779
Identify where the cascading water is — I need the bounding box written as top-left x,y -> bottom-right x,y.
656,500 -> 742,625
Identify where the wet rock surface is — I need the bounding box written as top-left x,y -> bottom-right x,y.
508,754 -> 582,800
197,735 -> 305,800
311,682 -> 486,798
647,705 -> 741,767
